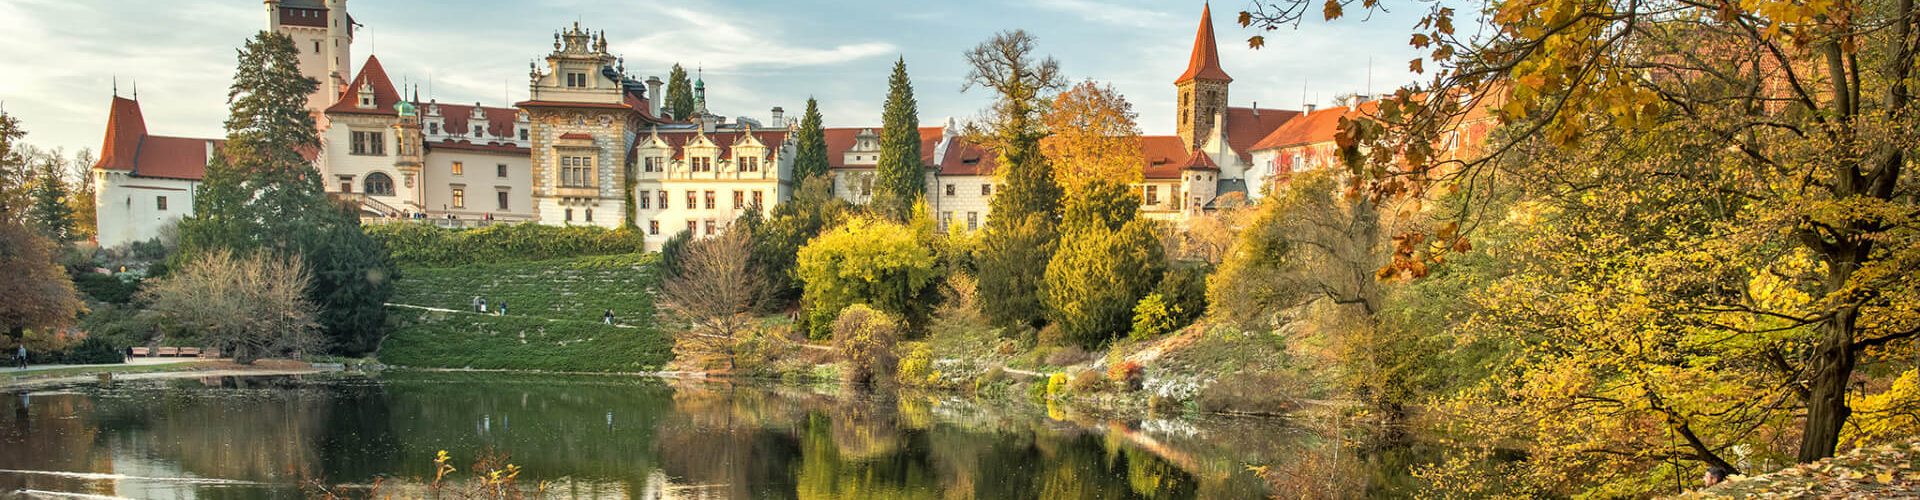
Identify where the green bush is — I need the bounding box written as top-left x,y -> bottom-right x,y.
897,342 -> 935,386
1043,218 -> 1166,347
379,308 -> 671,373
59,337 -> 126,365
71,271 -> 139,304
365,223 -> 649,267
797,217 -> 939,340
1130,293 -> 1181,340
78,303 -> 161,349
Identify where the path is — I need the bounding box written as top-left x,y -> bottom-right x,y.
9,356 -> 201,374
385,302 -> 836,351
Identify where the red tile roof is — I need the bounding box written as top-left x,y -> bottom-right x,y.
326,55 -> 402,116
1180,149 -> 1219,171
1222,106 -> 1298,160
938,137 -> 997,176
1176,4 -> 1233,84
1141,136 -> 1194,179
823,126 -> 945,168
641,130 -> 792,160
431,102 -> 522,139
94,96 -> 219,180
1249,100 -> 1380,152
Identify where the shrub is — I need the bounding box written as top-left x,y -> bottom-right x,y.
1107,360 -> 1144,391
974,366 -> 1010,394
1069,370 -> 1104,393
797,217 -> 940,340
1044,345 -> 1091,366
71,271 -> 139,304
1043,218 -> 1167,347
59,336 -> 125,364
1196,372 -> 1304,416
834,304 -> 901,386
897,342 -> 936,386
365,222 -> 649,267
1130,293 -> 1181,340
1045,372 -> 1070,399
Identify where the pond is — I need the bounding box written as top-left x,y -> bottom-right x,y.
0,372 -> 1444,499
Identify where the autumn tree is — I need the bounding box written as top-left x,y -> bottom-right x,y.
660,227 -> 762,372
1244,0 -> 1920,468
748,176 -> 850,308
963,30 -> 1066,331
791,97 -> 831,181
795,215 -> 939,340
141,250 -> 319,364
66,149 -> 96,240
1040,80 -> 1144,193
0,219 -> 82,342
873,57 -> 925,221
665,64 -> 695,121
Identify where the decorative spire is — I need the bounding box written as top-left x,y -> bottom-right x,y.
1175,3 -> 1233,84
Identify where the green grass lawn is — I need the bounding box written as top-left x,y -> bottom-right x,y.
380,253 -> 674,373
391,253 -> 659,323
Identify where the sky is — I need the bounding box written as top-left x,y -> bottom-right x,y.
0,0 -> 1431,156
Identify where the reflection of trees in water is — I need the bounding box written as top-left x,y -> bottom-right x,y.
109,376 -> 332,484
0,394 -> 111,494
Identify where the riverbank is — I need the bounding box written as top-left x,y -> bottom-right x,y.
1,359 -> 330,390
1683,438 -> 1920,497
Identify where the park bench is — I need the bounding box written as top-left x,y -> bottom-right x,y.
131,347 -> 150,357
179,347 -> 201,357
156,347 -> 179,357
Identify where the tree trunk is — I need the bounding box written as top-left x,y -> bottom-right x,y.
1798,276 -> 1861,462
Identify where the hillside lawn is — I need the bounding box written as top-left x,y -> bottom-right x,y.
378,253 -> 674,373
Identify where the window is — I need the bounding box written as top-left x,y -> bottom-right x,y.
451,188 -> 466,208
519,129 -> 529,141
474,125 -> 486,137
338,176 -> 353,193
685,191 -> 697,209
585,208 -> 593,222
314,40 -> 322,53
364,172 -> 395,196
566,208 -> 574,221
496,191 -> 509,210
1145,185 -> 1160,205
644,157 -> 663,173
703,220 -> 715,236
430,122 -> 440,135
350,131 -> 385,155
751,190 -> 763,208
566,72 -> 589,88
638,190 -> 651,209
657,190 -> 668,209
739,156 -> 760,172
648,220 -> 660,235
941,211 -> 952,230
981,184 -> 993,196
156,196 -> 169,211
945,184 -> 955,196
686,220 -> 697,233
451,161 -> 464,175
497,164 -> 508,178
704,190 -> 716,210
860,177 -> 873,196
691,157 -> 712,172
559,155 -> 593,187
731,190 -> 743,209
966,212 -> 979,231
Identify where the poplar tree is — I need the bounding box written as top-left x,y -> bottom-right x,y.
665,64 -> 695,121
791,97 -> 829,181
177,31 -> 398,356
874,57 -> 924,220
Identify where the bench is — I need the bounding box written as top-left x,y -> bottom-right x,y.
131,347 -> 150,357
179,347 -> 201,357
155,347 -> 179,357
200,348 -> 221,358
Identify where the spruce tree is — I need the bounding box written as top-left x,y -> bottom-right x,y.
177,31 -> 398,356
791,98 -> 830,181
665,64 -> 695,121
874,57 -> 924,221
27,158 -> 74,242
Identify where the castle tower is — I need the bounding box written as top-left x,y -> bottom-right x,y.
391,96 -> 424,210
267,0 -> 354,130
1175,3 -> 1233,150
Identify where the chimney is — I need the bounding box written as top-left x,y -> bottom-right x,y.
771,106 -> 785,128
645,76 -> 664,116
1347,94 -> 1369,108
1251,101 -> 1258,117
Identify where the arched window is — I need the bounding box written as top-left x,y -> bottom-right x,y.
364,172 -> 395,196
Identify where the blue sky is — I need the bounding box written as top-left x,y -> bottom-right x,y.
0,0 -> 1430,155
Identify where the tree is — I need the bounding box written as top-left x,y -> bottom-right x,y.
795,216 -> 939,340
27,152 -> 75,242
0,220 -> 82,342
175,31 -> 397,356
660,227 -> 762,372
141,249 -> 320,364
1043,215 -> 1165,346
750,176 -> 850,308
665,64 -> 695,122
67,149 -> 96,240
963,30 -> 1066,331
1040,81 -> 1144,193
874,57 -> 925,220
0,110 -> 30,223
791,98 -> 830,181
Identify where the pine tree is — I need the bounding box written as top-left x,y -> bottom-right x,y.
27,157 -> 74,242
665,64 -> 695,121
874,57 -> 925,221
791,98 -> 830,181
176,31 -> 398,356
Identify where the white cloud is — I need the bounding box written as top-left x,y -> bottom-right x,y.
1029,0 -> 1172,28
607,5 -> 896,70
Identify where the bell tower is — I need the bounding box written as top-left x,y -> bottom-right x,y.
1175,3 -> 1233,150
266,0 -> 353,130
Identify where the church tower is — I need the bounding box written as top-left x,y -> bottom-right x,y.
1176,3 -> 1233,150
266,0 -> 354,130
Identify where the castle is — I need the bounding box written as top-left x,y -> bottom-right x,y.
91,1 -> 1478,249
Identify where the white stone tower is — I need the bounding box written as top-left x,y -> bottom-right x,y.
266,0 -> 354,130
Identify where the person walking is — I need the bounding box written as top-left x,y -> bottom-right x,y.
497,301 -> 507,316
471,296 -> 482,312
479,298 -> 489,314
15,344 -> 26,369
603,309 -> 615,325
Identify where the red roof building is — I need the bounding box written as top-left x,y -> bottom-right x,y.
94,97 -> 219,181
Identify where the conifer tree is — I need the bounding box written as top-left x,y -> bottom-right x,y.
791,98 -> 830,181
0,111 -> 28,223
27,157 -> 74,242
874,57 -> 924,220
665,64 -> 695,121
963,30 -> 1066,330
177,31 -> 397,356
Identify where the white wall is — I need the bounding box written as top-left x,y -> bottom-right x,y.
421,149 -> 534,220
94,170 -> 195,249
928,173 -> 992,232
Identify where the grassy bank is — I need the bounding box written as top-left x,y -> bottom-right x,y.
380,253 -> 673,373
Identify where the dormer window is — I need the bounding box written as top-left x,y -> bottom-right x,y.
566,72 -> 589,88
519,128 -> 529,141
474,125 -> 486,137
691,157 -> 713,172
357,83 -> 375,109
429,122 -> 440,135
739,156 -> 760,172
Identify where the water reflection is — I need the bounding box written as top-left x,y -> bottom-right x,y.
0,372 -> 1420,499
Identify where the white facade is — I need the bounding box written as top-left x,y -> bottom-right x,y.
94,171 -> 196,248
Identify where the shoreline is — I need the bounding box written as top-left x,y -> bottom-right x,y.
1,360 -> 334,391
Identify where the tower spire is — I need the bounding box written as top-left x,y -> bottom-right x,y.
1175,3 -> 1233,84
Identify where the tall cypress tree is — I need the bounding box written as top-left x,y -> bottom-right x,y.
665,64 -> 695,121
176,31 -> 398,355
791,97 -> 830,181
874,57 -> 924,220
